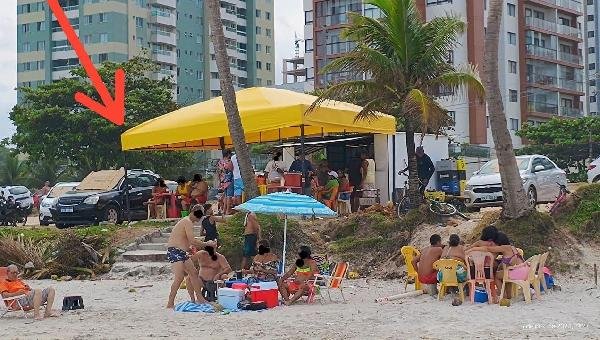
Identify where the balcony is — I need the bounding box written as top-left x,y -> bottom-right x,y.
558,78 -> 584,92
151,50 -> 177,65
560,106 -> 583,117
556,0 -> 582,12
150,10 -> 176,27
526,44 -> 557,59
149,0 -> 176,9
558,51 -> 580,64
151,30 -> 176,46
525,17 -> 581,39
527,100 -> 559,115
527,72 -> 557,87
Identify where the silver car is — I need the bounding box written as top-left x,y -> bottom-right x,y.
39,182 -> 80,226
465,155 -> 567,208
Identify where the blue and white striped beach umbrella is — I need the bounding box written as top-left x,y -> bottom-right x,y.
235,191 -> 337,269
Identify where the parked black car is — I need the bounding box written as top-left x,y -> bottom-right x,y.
51,170 -> 159,228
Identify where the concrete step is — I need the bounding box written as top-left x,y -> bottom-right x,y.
109,261 -> 171,278
137,243 -> 168,251
151,236 -> 169,244
122,250 -> 167,262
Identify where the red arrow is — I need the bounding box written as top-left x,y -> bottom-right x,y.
48,0 -> 125,125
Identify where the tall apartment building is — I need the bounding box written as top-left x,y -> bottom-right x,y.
16,0 -> 275,105
303,0 -> 588,147
586,0 -> 600,115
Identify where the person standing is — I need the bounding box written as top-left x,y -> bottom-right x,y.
289,155 -> 314,194
231,152 -> 244,207
241,212 -> 261,270
216,151 -> 233,214
401,146 -> 436,195
39,181 -> 51,196
360,152 -> 376,197
264,152 -> 286,186
199,204 -> 227,243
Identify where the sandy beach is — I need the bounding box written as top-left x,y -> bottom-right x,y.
2,276 -> 599,340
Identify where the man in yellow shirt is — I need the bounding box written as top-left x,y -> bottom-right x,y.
1,265 -> 57,320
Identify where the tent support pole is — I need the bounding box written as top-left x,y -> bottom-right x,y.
300,124 -> 306,194
282,216 -> 288,271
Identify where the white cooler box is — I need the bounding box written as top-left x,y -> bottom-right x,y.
217,288 -> 245,310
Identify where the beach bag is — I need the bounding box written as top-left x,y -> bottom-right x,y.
62,296 -> 84,311
238,300 -> 267,311
202,281 -> 218,302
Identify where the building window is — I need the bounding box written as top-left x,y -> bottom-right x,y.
211,72 -> 219,79
22,42 -> 31,52
507,3 -> 516,17
305,10 -> 313,24
508,60 -> 517,73
211,90 -> 221,97
136,0 -> 145,7
256,78 -> 262,85
265,45 -> 271,54
507,32 -> 516,45
84,15 -> 93,24
591,63 -> 596,70
591,95 -> 597,102
266,62 -> 271,71
486,116 -> 490,128
267,80 -> 272,86
265,11 -> 271,20
256,44 -> 261,52
447,111 -> 456,126
22,24 -> 30,33
255,26 -> 261,35
196,71 -> 203,80
99,13 -> 107,23
23,62 -> 31,71
588,15 -> 594,21
588,31 -> 595,38
256,61 -> 262,69
37,21 -> 46,31
590,79 -> 596,86
305,39 -> 313,52
446,50 -> 454,64
590,47 -> 596,54
588,0 -> 594,4
99,53 -> 108,62
135,17 -> 143,28
99,33 -> 109,43
509,89 -> 518,102
509,118 -> 520,131
136,37 -> 143,47
37,61 -> 44,70
83,34 -> 92,44
255,9 -> 261,18
36,41 -> 45,51
266,28 -> 271,37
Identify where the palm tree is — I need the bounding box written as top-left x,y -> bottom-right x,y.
311,0 -> 484,207
205,0 -> 259,199
0,153 -> 29,186
485,0 -> 531,219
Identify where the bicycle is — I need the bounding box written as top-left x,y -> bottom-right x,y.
395,173 -> 466,219
548,182 -> 579,216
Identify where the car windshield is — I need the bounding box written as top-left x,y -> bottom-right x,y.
478,158 -> 530,175
47,184 -> 77,198
8,186 -> 29,195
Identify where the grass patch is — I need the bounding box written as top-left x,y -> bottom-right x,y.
555,184 -> 600,239
328,236 -> 391,253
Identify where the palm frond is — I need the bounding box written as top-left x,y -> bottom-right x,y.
308,80 -> 386,113
430,64 -> 485,102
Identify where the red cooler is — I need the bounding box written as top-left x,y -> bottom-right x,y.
250,282 -> 279,308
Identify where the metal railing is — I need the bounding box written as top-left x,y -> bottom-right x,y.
526,72 -> 557,86
560,106 -> 583,117
527,100 -> 559,114
558,51 -> 580,64
526,44 -> 557,59
558,78 -> 584,91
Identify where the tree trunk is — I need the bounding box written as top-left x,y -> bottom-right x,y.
405,120 -> 421,208
205,0 -> 259,199
484,0 -> 531,219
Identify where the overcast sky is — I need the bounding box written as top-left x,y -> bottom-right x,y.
0,0 -> 304,141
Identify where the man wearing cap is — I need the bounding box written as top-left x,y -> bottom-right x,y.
321,171 -> 340,207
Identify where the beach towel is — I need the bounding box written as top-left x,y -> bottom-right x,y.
174,301 -> 215,313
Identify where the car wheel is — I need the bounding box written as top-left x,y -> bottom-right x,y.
104,206 -> 121,224
527,186 -> 537,207
40,220 -> 49,226
56,223 -> 68,229
594,175 -> 600,183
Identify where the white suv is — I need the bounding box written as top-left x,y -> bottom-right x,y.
588,156 -> 600,183
465,155 -> 567,208
0,186 -> 34,210
39,182 -> 80,226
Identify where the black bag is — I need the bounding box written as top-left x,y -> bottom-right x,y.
62,296 -> 84,311
202,281 -> 218,302
238,300 -> 267,311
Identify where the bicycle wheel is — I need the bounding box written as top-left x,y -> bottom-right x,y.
429,201 -> 457,216
397,196 -> 410,218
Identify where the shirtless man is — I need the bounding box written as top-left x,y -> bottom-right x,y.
188,245 -> 232,302
241,212 -> 261,270
166,205 -> 215,308
412,234 -> 443,294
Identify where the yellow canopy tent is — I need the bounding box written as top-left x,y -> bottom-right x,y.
121,87 -> 396,151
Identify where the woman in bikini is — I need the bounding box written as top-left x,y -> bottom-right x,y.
439,234 -> 468,285
246,240 -> 280,282
277,246 -> 318,305
469,232 -> 527,301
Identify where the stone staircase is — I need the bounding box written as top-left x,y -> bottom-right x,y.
109,225 -> 205,278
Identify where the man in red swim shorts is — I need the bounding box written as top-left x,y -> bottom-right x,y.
412,234 -> 443,294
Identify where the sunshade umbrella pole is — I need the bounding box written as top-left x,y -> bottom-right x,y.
300,124 -> 306,194
282,215 -> 288,271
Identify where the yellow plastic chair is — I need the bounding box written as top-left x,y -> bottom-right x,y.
432,259 -> 466,303
400,246 -> 421,291
536,252 -> 549,293
500,254 -> 541,304
258,184 -> 267,196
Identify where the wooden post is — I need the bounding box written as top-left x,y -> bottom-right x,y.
594,264 -> 598,287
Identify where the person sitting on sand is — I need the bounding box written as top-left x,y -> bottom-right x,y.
278,246 -> 318,305
465,225 -> 498,250
469,232 -> 527,301
412,234 -> 443,294
187,243 -> 232,302
246,240 -> 280,283
0,264 -> 57,320
166,204 -> 216,308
